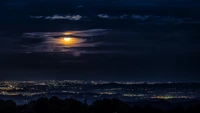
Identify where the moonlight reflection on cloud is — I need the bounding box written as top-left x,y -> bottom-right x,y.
63,32 -> 73,35
19,29 -> 107,52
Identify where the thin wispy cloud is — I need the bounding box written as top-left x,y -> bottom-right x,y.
31,15 -> 83,21
97,14 -> 196,24
30,13 -> 198,24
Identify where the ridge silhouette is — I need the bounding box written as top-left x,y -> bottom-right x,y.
0,97 -> 200,113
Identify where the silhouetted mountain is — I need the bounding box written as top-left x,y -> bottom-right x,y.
0,97 -> 200,113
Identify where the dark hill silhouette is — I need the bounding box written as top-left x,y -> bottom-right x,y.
0,97 -> 200,113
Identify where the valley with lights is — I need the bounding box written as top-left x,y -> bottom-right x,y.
0,80 -> 199,105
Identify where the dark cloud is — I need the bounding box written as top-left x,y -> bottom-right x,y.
20,38 -> 45,45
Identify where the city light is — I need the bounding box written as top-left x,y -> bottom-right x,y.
0,80 -> 198,104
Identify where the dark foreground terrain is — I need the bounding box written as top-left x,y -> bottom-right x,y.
0,97 -> 200,113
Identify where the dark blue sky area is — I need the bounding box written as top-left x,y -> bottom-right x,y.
0,0 -> 200,82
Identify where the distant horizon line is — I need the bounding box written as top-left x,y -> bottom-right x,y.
1,80 -> 200,83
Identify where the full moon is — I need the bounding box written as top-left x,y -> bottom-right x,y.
56,37 -> 87,48
64,37 -> 71,42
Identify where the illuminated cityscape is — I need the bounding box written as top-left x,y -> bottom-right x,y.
0,80 -> 199,104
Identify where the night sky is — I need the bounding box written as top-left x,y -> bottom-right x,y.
0,0 -> 200,82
